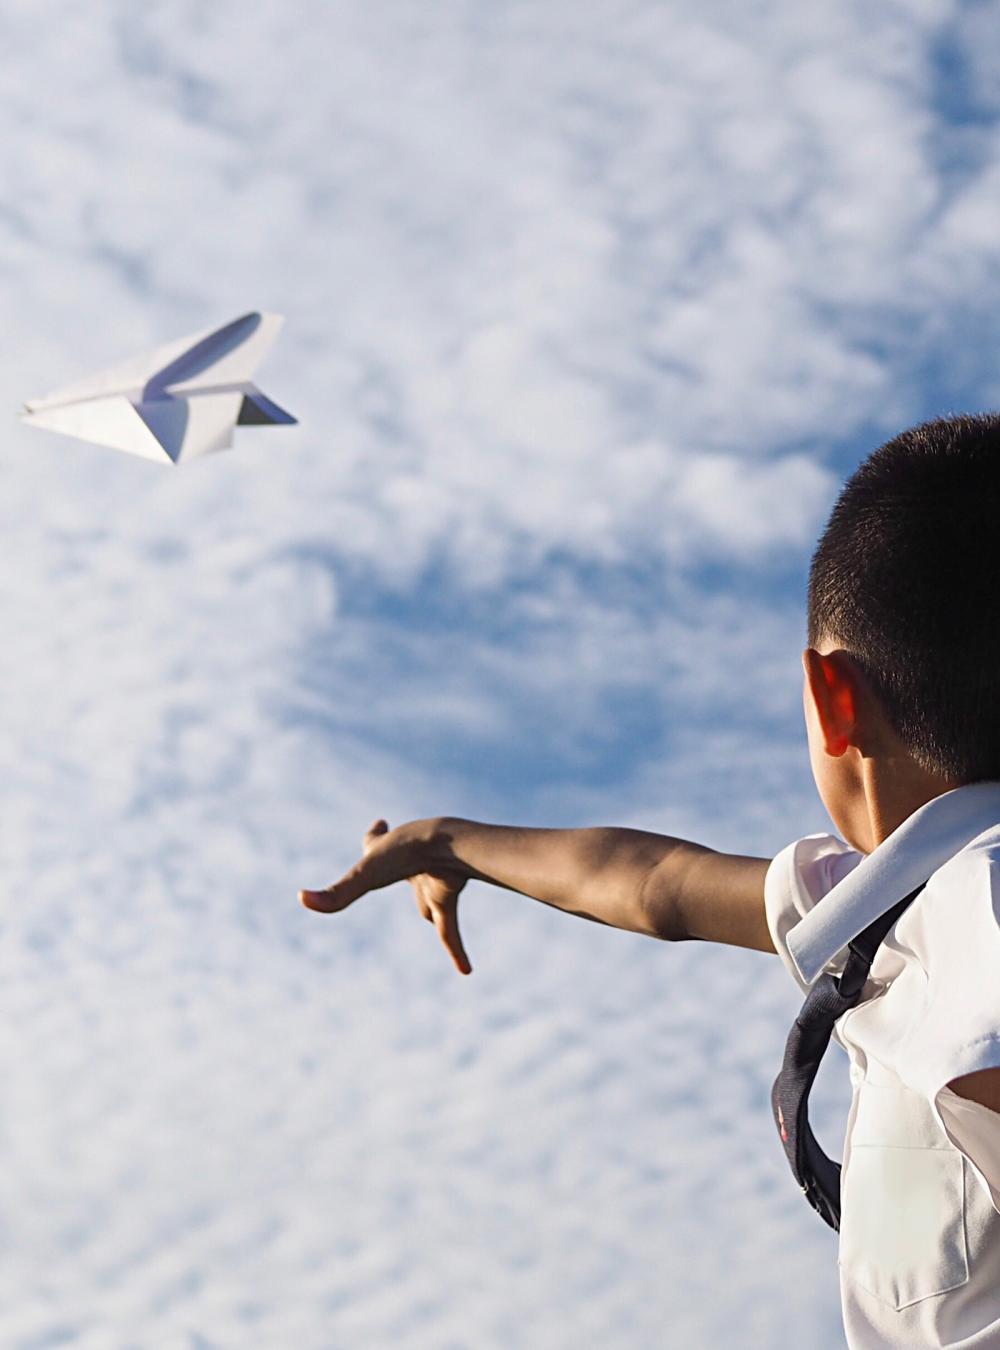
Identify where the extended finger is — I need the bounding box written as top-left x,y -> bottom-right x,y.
300,870 -> 365,912
300,820 -> 425,912
432,896 -> 472,976
300,848 -> 394,913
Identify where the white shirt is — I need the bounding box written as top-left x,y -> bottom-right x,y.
765,783 -> 1000,1349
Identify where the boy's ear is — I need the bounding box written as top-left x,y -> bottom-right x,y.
803,647 -> 860,757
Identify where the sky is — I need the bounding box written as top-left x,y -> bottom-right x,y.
2,1 -> 1000,1346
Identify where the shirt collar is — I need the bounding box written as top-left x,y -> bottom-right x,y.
786,781 -> 1000,986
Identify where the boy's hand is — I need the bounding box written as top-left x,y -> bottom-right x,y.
299,819 -> 473,975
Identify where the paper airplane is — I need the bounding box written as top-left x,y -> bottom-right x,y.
21,311 -> 296,464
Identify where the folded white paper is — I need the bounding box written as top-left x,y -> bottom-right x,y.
22,311 -> 296,464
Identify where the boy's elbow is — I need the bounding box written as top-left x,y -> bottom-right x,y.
636,863 -> 688,942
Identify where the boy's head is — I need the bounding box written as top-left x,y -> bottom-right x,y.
804,414 -> 1000,843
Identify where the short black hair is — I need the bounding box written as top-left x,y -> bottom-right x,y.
808,413 -> 1000,783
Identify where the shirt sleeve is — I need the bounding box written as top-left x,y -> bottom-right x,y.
764,832 -> 863,995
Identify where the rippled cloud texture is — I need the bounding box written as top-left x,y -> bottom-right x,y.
2,2 -> 999,1346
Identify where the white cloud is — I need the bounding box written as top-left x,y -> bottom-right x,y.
0,1 -> 996,1346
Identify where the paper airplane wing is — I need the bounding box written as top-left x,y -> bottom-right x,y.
23,321 -> 225,413
21,396 -> 178,463
24,312 -> 284,410
146,312 -> 286,397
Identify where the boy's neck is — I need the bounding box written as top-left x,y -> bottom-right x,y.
854,751 -> 958,853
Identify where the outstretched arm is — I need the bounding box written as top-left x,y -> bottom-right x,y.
300,817 -> 775,974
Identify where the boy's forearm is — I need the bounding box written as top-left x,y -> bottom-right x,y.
435,819 -> 689,934
434,819 -> 774,951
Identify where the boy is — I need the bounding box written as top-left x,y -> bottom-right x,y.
301,414 -> 1000,1348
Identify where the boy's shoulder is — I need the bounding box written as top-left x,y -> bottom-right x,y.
934,820 -> 1000,869
765,803 -> 1000,1099
899,828 -> 1000,976
764,809 -> 1000,994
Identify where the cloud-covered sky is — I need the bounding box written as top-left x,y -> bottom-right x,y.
2,2 -> 1000,1346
